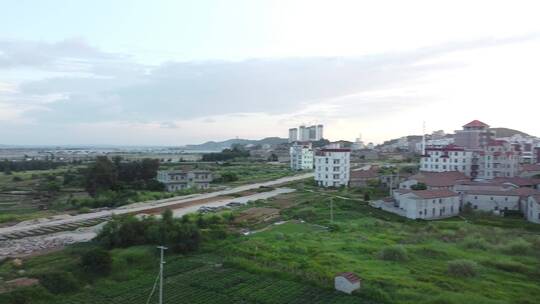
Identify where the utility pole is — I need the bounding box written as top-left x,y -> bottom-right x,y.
330,197 -> 334,224
157,245 -> 168,304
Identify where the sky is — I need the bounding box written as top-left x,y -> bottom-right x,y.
1,0 -> 540,146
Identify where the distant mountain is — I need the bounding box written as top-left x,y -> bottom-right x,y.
181,137 -> 288,151
491,127 -> 530,138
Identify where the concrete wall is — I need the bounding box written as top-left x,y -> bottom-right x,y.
526,197 -> 540,224
396,193 -> 460,219
462,194 -> 520,212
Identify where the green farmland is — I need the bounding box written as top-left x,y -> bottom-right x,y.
2,184 -> 540,304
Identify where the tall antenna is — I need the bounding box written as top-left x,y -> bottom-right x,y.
422,121 -> 426,155
157,246 -> 168,304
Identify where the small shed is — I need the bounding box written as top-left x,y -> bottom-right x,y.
334,272 -> 361,294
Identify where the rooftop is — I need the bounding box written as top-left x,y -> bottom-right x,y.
396,189 -> 459,199
463,120 -> 490,128
336,272 -> 361,283
410,171 -> 469,187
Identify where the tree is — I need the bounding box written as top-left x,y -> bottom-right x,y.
411,183 -> 427,190
220,172 -> 239,182
38,271 -> 80,294
85,156 -> 117,196
81,248 -> 112,276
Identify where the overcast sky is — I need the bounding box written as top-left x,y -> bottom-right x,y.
1,0 -> 540,146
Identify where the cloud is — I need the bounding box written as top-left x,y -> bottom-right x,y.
1,33 -> 539,143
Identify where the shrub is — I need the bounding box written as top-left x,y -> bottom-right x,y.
483,260 -> 529,274
378,245 -> 409,261
359,285 -> 392,303
81,248 -> 112,276
1,286 -> 53,304
37,271 -> 80,294
12,176 -> 23,182
461,236 -> 490,250
500,239 -> 531,255
447,259 -> 478,277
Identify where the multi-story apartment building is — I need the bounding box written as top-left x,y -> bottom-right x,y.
288,128 -> 298,143
314,148 -> 351,187
156,170 -> 213,192
290,124 -> 324,142
477,140 -> 521,179
420,145 -> 475,176
454,120 -> 494,149
289,142 -> 314,171
420,121 -> 521,180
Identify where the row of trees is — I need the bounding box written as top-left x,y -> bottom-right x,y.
1,159 -> 67,174
202,146 -> 250,161
97,210 -> 202,253
84,156 -> 162,195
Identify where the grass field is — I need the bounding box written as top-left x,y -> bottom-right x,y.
2,184 -> 540,304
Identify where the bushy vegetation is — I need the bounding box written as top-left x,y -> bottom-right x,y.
1,159 -> 70,173
81,248 -> 112,276
447,259 -> 478,277
84,156 -> 162,196
201,146 -> 250,161
98,212 -> 193,252
37,271 -> 80,294
378,245 -> 409,261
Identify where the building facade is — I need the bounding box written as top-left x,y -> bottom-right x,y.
289,142 -> 314,171
314,148 -> 351,187
156,170 -> 213,192
392,189 -> 460,220
420,145 -> 475,176
289,124 -> 324,142
477,140 -> 521,179
525,195 -> 540,224
454,120 -> 494,149
288,128 -> 298,143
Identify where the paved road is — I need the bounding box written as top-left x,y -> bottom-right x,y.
0,172 -> 313,237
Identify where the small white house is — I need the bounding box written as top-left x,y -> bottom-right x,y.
393,189 -> 460,219
334,272 -> 361,294
525,195 -> 540,224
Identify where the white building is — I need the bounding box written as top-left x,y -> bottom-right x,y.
420,145 -> 475,177
292,124 -> 323,142
525,195 -> 540,224
392,189 -> 460,219
315,148 -> 351,187
156,170 -> 213,192
288,128 -> 298,143
334,272 -> 361,294
289,142 -> 314,171
478,140 -> 520,179
420,141 -> 520,180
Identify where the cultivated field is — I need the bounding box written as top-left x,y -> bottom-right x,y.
2,183 -> 540,304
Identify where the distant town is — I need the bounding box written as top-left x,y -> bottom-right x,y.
1,119 -> 540,303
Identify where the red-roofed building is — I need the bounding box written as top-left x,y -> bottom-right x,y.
400,171 -> 469,190
392,189 -> 460,219
455,120 -> 494,150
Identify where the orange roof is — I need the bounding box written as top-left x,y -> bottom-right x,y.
463,120 -> 489,128
396,189 -> 459,199
336,272 -> 361,283
411,171 -> 468,187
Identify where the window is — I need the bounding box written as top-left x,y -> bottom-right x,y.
333,159 -> 340,164
333,174 -> 340,179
